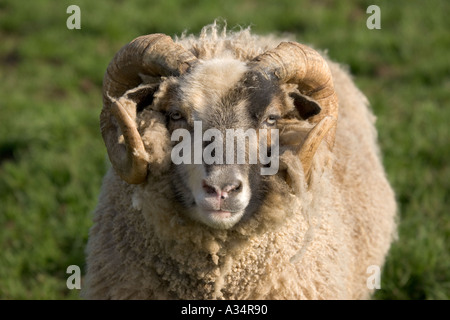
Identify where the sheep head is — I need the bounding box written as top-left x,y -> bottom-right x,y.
100,34 -> 338,229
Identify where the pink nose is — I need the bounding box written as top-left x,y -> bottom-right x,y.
202,180 -> 241,199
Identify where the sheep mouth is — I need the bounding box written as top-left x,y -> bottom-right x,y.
204,209 -> 236,219
192,207 -> 246,229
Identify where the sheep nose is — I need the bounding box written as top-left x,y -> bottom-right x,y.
220,181 -> 242,199
202,180 -> 242,199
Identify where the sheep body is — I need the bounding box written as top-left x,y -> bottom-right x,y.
83,24 -> 397,299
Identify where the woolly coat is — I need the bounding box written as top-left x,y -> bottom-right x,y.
82,27 -> 397,300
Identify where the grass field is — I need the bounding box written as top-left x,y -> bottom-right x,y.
0,0 -> 449,299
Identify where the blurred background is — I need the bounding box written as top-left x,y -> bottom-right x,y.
0,0 -> 448,299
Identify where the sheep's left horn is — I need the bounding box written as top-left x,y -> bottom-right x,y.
251,42 -> 339,177
298,116 -> 336,181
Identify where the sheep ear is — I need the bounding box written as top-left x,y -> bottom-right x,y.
289,92 -> 321,120
124,84 -> 160,113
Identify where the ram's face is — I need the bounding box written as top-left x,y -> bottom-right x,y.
165,59 -> 285,229
101,34 -> 338,231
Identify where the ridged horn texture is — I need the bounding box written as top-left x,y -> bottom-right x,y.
251,42 -> 339,177
101,34 -> 198,184
299,116 -> 336,181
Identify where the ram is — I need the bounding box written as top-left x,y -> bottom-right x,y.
82,23 -> 397,299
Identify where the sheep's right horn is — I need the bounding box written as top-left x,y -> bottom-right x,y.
101,34 -> 198,184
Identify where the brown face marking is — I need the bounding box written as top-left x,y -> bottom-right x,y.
240,70 -> 281,124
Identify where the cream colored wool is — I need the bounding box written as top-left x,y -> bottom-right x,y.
82,24 -> 397,299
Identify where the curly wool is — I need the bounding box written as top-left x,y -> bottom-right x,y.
84,155 -> 344,299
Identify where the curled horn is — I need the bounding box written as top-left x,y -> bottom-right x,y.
101,34 -> 198,184
251,42 -> 339,177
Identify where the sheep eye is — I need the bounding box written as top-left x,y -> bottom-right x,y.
170,111 -> 182,121
265,115 -> 278,126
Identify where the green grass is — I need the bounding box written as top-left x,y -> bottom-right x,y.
1,0 -> 449,299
